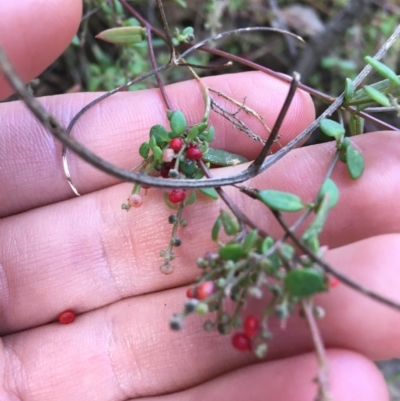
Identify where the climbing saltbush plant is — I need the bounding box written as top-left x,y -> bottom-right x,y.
1,1 -> 399,400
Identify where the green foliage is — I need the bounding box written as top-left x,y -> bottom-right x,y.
256,190 -> 305,212
284,268 -> 326,298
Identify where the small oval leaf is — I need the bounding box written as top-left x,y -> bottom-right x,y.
198,187 -> 219,200
219,243 -> 247,261
211,216 -> 222,242
346,144 -> 364,179
318,179 -> 339,209
169,111 -> 187,136
365,56 -> 400,86
150,125 -> 170,144
203,148 -> 248,166
96,26 -> 146,44
257,190 -> 305,212
319,119 -> 345,140
363,85 -> 391,107
139,142 -> 150,159
344,78 -> 354,103
284,268 -> 325,297
220,210 -> 240,236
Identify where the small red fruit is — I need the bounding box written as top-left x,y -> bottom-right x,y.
329,276 -> 340,288
186,146 -> 203,160
232,332 -> 251,351
169,138 -> 183,152
186,287 -> 197,299
244,315 -> 260,338
59,310 -> 75,324
197,281 -> 215,300
168,189 -> 185,203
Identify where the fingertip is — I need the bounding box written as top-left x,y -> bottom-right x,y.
0,0 -> 82,99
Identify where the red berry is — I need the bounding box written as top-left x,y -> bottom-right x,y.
58,310 -> 75,324
329,276 -> 340,288
244,315 -> 260,338
168,189 -> 185,203
186,146 -> 203,160
169,138 -> 183,152
232,332 -> 251,351
160,164 -> 171,178
186,287 -> 197,299
197,281 -> 215,300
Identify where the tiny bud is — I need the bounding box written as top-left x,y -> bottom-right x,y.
160,250 -> 166,257
196,257 -> 208,269
247,286 -> 263,299
128,194 -> 143,208
220,312 -> 231,324
217,323 -> 230,335
163,148 -> 175,162
184,299 -> 199,314
170,314 -> 183,331
168,169 -> 179,178
216,278 -> 227,288
160,263 -> 174,275
180,219 -> 188,227
313,305 -> 326,319
168,215 -> 177,224
195,302 -> 209,315
203,320 -> 214,331
254,343 -> 268,358
172,237 -> 182,247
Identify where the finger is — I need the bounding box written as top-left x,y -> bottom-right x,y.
1,132 -> 400,334
139,351 -> 387,401
0,0 -> 82,99
0,71 -> 315,217
1,282 -> 392,401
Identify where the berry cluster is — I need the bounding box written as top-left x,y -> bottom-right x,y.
171,210 -> 339,357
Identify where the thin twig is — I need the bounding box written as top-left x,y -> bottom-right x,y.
302,298 -> 332,401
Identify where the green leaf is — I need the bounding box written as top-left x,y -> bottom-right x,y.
149,135 -> 157,151
319,119 -> 345,140
95,26 -> 146,44
219,243 -> 247,261
198,187 -> 219,200
169,111 -> 187,136
257,190 -> 305,212
347,77 -> 400,108
346,144 -> 364,179
187,126 -> 199,140
284,268 -> 325,297
317,179 -> 339,209
205,126 -> 215,142
363,85 -> 391,107
220,210 -> 240,236
349,114 -> 364,136
185,190 -> 196,205
211,216 -> 222,242
152,146 -> 163,161
150,125 -> 170,144
344,78 -> 354,103
259,236 -> 274,254
243,230 -> 258,253
139,142 -> 150,159
180,160 -> 196,177
303,195 -> 331,242
203,148 -> 248,166
365,56 -> 400,86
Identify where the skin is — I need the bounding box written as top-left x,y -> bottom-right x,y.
0,1 -> 399,400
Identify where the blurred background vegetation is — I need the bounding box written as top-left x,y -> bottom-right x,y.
27,0 -> 399,140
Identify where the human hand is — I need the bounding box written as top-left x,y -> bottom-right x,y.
1,1 -> 400,400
